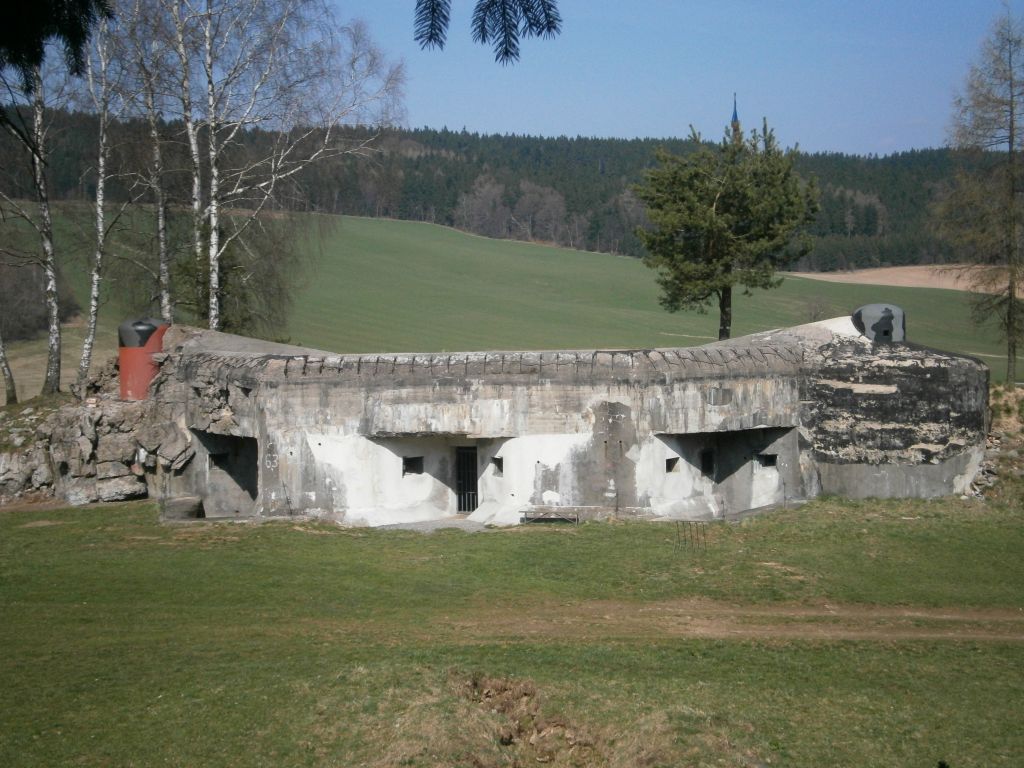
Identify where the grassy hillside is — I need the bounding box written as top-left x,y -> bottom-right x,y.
2,495 -> 1023,766
288,216 -> 1008,379
4,211 -> 1009,405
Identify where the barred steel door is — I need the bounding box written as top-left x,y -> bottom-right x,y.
455,446 -> 478,512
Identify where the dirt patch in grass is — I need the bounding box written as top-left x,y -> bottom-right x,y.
448,599 -> 1024,644
165,526 -> 244,547
290,599 -> 1024,649
289,523 -> 342,535
371,673 -> 739,768
0,497 -> 65,514
18,519 -> 66,528
457,674 -> 601,766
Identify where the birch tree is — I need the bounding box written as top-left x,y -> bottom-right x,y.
166,0 -> 207,319
76,14 -> 138,391
163,0 -> 403,330
122,0 -> 176,323
0,65 -> 69,395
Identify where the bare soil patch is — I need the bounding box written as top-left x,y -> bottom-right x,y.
788,265 -> 976,292
18,518 -> 66,528
0,495 -> 68,514
450,598 -> 1024,643
375,673 -> 722,768
457,674 -> 601,766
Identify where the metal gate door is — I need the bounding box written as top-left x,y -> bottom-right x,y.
455,446 -> 478,512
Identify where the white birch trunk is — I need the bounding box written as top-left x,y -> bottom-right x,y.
204,0 -> 221,330
154,140 -> 171,323
0,325 -> 17,405
77,135 -> 105,391
77,24 -> 111,392
127,0 -> 173,323
141,61 -> 171,323
31,72 -> 61,396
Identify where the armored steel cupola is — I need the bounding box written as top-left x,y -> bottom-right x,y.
851,304 -> 905,343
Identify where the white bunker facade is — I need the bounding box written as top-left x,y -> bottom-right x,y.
136,315 -> 989,526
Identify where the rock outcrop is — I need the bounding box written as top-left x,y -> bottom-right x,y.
0,364 -> 194,506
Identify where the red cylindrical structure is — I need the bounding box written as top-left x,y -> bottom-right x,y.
118,319 -> 169,400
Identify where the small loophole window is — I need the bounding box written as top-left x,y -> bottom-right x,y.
402,456 -> 424,476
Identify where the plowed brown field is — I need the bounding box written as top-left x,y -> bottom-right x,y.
788,265 -> 978,291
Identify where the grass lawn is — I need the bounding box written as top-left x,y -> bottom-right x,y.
287,217 -> 1009,380
4,320 -> 119,403
2,492 -> 1023,767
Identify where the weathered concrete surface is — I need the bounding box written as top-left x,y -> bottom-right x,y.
147,325 -> 810,524
816,447 -> 984,499
137,318 -> 988,526
799,332 -> 988,498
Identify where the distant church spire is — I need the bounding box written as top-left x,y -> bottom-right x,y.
731,93 -> 742,144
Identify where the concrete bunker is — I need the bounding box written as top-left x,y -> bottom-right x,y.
138,314 -> 988,527
310,435 -> 497,521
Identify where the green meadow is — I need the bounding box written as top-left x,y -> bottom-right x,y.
2,494 -> 1023,767
287,217 -> 1007,378
3,210 -> 1010,400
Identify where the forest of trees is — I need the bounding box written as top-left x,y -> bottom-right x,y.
4,113 -> 972,278
337,129 -> 968,272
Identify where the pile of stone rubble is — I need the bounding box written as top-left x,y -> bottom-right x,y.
970,435 -> 1004,496
0,360 -> 193,506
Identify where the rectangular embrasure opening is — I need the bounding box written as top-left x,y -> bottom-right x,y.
402,456 -> 424,476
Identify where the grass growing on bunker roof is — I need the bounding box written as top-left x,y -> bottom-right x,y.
2,493 -> 1024,766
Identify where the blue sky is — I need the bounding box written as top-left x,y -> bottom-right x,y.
341,1 -> 1006,156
